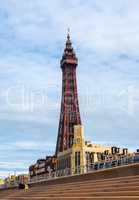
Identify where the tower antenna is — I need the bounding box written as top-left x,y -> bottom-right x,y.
67,28 -> 70,39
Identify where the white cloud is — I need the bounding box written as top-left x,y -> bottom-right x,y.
2,0 -> 139,56
13,141 -> 55,150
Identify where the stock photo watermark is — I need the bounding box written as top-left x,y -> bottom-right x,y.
4,84 -> 139,117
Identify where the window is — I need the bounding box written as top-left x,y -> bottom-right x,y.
75,151 -> 80,167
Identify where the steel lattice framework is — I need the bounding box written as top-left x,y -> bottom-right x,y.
55,33 -> 81,155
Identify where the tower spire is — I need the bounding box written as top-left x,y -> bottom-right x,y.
65,28 -> 72,50
67,28 -> 70,40
61,30 -> 78,67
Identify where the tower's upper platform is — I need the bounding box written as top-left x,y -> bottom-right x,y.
61,31 -> 78,67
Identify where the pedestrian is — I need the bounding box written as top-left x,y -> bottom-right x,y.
25,184 -> 29,191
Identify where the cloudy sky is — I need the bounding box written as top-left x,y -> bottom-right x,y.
0,0 -> 139,177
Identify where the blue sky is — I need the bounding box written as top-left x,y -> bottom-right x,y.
0,0 -> 139,177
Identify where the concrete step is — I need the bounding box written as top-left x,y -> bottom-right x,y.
16,182 -> 139,197
27,179 -> 139,193
19,190 -> 139,197
31,175 -> 139,191
23,185 -> 139,195
46,180 -> 139,191
0,190 -> 19,198
14,189 -> 139,198
2,196 -> 139,200
2,197 -> 139,200
8,177 -> 139,199
32,174 -> 139,189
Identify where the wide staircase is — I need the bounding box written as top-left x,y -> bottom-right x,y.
1,164 -> 139,200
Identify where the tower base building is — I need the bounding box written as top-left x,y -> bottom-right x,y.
56,124 -> 128,175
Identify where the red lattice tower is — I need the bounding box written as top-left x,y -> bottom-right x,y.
55,32 -> 81,155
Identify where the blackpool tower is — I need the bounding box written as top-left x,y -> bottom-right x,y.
56,32 -> 81,155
